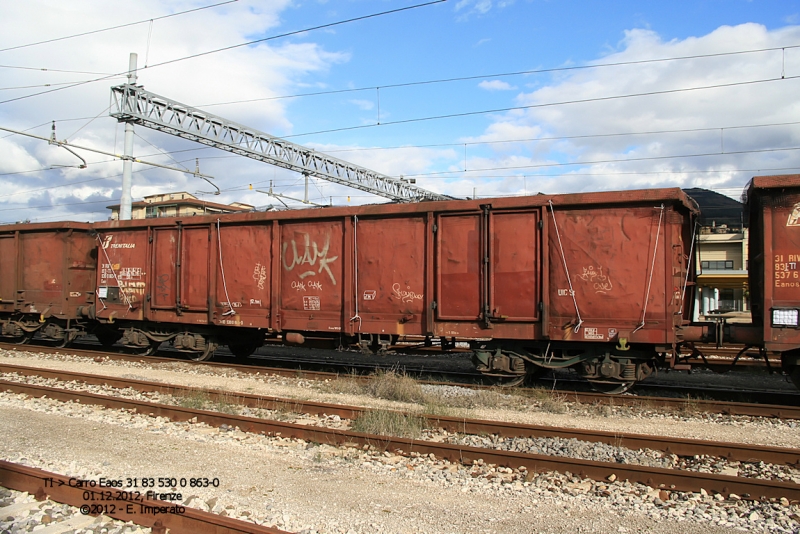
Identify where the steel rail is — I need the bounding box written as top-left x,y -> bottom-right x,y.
2,341 -> 799,419
1,379 -> 799,501
1,363 -> 798,466
0,460 -> 290,534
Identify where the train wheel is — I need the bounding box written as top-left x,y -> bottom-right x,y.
13,331 -> 34,345
95,328 -> 122,349
136,341 -> 161,356
228,342 -> 259,360
789,366 -> 800,390
587,380 -> 636,395
486,373 -> 527,387
190,342 -> 217,362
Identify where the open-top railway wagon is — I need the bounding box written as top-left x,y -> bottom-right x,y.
2,175 -> 800,393
0,222 -> 97,346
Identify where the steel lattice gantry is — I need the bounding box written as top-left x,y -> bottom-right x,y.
109,84 -> 455,203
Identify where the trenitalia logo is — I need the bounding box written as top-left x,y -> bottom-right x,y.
101,235 -> 135,249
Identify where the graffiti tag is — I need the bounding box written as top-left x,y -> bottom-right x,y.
576,265 -> 613,294
291,281 -> 306,292
392,283 -> 423,303
282,232 -> 339,285
252,262 -> 267,290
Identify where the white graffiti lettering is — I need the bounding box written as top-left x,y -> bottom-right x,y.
576,265 -> 613,294
291,281 -> 306,292
392,283 -> 423,303
307,280 -> 323,291
282,232 -> 339,285
252,262 -> 267,290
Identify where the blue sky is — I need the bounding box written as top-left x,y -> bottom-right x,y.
2,0 -> 800,221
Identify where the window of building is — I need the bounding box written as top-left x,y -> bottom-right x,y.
701,260 -> 734,270
145,205 -> 158,219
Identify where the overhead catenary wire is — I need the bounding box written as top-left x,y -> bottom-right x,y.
0,65 -> 117,75
193,43 -> 800,109
0,78 -> 126,91
0,0 -> 240,53
0,0 -> 447,106
402,145 -> 800,177
284,75 -> 800,139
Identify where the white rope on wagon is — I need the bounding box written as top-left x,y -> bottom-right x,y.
216,219 -> 236,316
549,200 -> 583,333
633,204 -> 665,334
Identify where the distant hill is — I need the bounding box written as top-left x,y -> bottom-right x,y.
682,188 -> 744,228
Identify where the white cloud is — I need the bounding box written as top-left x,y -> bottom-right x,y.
460,23 -> 800,197
455,0 -> 514,19
456,0 -> 494,15
478,80 -> 517,91
349,99 -> 375,111
0,0 -> 349,222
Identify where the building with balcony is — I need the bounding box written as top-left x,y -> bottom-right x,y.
684,188 -> 749,321
107,192 -> 253,220
694,225 -> 749,320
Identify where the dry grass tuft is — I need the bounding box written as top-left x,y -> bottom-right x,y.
351,409 -> 425,439
176,391 -> 241,415
321,373 -> 366,396
364,370 -> 425,403
177,391 -> 210,410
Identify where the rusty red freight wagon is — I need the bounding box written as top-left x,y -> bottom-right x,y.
89,187 -> 698,392
741,175 -> 800,386
0,222 -> 97,346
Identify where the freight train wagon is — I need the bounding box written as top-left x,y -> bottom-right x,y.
0,222 -> 97,346
741,175 -> 800,387
78,187 -> 697,393
7,178 -> 800,392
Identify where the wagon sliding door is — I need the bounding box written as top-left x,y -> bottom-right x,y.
436,209 -> 540,325
489,211 -> 540,321
151,226 -> 210,320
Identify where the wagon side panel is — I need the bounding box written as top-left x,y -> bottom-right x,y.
279,220 -> 344,333
546,204 -> 677,344
0,234 -> 17,311
354,216 -> 426,336
213,223 -> 272,328
95,229 -> 149,322
750,177 -> 800,350
20,232 -> 66,315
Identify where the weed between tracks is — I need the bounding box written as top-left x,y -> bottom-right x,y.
175,391 -> 243,415
323,370 -> 569,417
351,409 -> 426,439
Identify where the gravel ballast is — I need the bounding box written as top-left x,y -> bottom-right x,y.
1,348 -> 800,533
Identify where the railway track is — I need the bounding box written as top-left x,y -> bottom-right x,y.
1,362 -> 798,466
3,341 -> 799,419
1,365 -> 799,501
0,461 -> 289,534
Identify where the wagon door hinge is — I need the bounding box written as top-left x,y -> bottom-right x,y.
432,223 -> 438,233
430,300 -> 437,310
